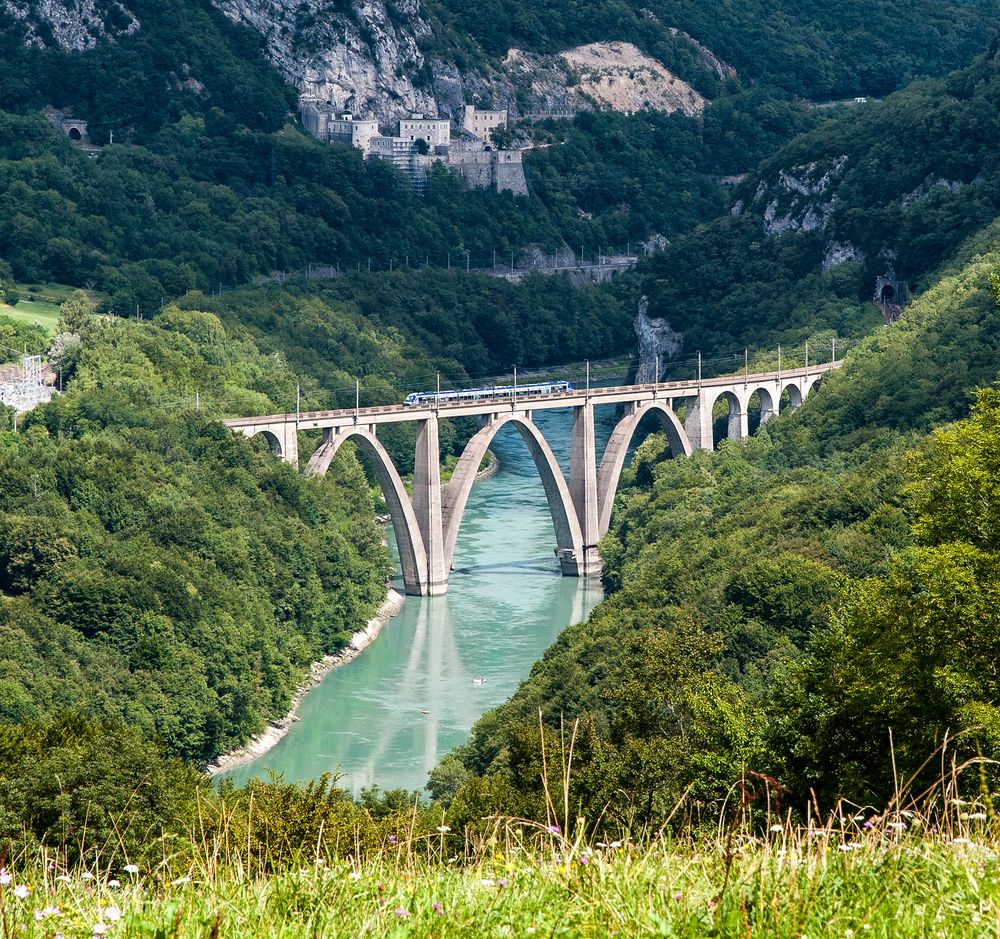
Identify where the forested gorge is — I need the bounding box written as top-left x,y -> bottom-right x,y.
3,0 -> 1000,872
434,226 -> 1000,827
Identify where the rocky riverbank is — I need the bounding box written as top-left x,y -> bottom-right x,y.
205,588 -> 405,776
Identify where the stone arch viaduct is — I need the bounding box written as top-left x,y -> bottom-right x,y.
225,362 -> 840,595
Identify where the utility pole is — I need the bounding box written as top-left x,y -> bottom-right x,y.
512,365 -> 517,408
777,345 -> 782,383
586,360 -> 590,399
697,351 -> 702,386
355,379 -> 360,422
465,250 -> 470,272
510,251 -> 514,273
447,252 -> 451,270
436,371 -> 440,413
832,336 -> 837,363
195,390 -> 200,411
493,249 -> 497,271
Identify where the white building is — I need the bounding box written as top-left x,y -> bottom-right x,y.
399,115 -> 451,148
328,114 -> 380,152
462,105 -> 507,140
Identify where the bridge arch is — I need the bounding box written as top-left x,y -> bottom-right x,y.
746,384 -> 778,429
253,429 -> 285,458
779,380 -> 804,412
705,389 -> 747,447
596,401 -> 693,538
441,415 -> 585,574
307,427 -> 428,595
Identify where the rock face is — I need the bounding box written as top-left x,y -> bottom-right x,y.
212,0 -> 438,122
2,0 -> 139,50
560,42 -> 705,116
747,156 -> 848,237
214,3 -> 717,123
634,298 -> 683,383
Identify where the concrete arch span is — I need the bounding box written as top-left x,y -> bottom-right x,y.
308,428 -> 428,596
596,401 -> 693,538
441,415 -> 585,575
255,429 -> 284,458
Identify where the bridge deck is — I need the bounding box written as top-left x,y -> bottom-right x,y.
224,362 -> 840,430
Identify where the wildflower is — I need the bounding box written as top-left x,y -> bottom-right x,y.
609,840 -> 622,848
388,835 -> 397,844
498,879 -> 508,888
103,906 -> 122,923
93,923 -> 108,935
436,825 -> 451,833
953,838 -> 972,845
579,855 -> 589,866
596,842 -> 608,848
393,908 -> 408,918
123,865 -> 139,876
769,824 -> 783,833
673,892 -> 683,901
970,813 -> 988,821
887,822 -> 906,830
81,872 -> 95,881
108,880 -> 121,888
55,875 -> 71,883
433,902 -> 444,916
0,870 -> 11,886
479,878 -> 495,887
13,884 -> 30,899
171,876 -> 191,886
863,820 -> 874,829
546,825 -> 561,835
35,906 -> 61,921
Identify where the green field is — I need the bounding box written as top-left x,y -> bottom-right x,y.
1,821 -> 996,937
0,282 -> 77,336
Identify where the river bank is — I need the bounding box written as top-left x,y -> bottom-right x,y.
206,588 -> 405,776
475,448 -> 500,481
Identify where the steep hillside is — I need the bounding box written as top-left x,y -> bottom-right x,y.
639,47 -> 1000,355
436,222 -> 1000,826
209,0 -> 1000,118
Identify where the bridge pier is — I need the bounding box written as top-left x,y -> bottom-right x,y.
684,390 -> 715,451
569,402 -> 603,578
412,417 -> 448,595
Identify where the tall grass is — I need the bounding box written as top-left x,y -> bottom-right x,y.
2,729 -> 997,936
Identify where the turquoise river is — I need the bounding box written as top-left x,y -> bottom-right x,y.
224,405 -> 615,795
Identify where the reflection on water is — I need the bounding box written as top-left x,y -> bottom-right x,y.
223,407 -> 609,795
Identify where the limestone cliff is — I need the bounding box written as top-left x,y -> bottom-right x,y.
211,0 -> 438,122
634,298 -> 682,383
2,0 -> 139,49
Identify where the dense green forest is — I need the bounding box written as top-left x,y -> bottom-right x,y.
640,47 -> 1000,352
0,297 -> 398,763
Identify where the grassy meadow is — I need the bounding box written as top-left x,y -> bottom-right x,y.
0,283 -> 76,336
2,809 -> 997,938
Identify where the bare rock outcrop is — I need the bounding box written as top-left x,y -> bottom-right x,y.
2,0 -> 139,50
635,298 -> 683,383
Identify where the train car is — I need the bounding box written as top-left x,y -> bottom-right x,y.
403,380 -> 573,406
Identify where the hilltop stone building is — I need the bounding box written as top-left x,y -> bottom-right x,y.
462,105 -> 507,140
298,98 -> 526,196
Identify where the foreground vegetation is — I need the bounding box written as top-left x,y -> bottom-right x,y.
1,811 -> 997,937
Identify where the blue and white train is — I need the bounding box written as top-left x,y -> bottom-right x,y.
404,380 -> 574,406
